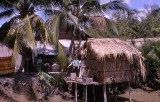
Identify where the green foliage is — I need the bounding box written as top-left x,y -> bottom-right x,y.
37,71 -> 56,87
141,41 -> 160,68
113,5 -> 160,38
56,42 -> 68,69
141,41 -> 160,59
37,71 -> 65,96
0,0 -> 48,71
46,16 -> 68,69
44,0 -> 129,58
141,41 -> 160,86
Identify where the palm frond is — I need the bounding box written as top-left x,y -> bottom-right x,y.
0,9 -> 14,20
0,17 -> 16,42
37,71 -> 55,87
68,14 -> 78,26
2,32 -> 16,49
18,15 -> 37,56
81,0 -> 102,16
105,17 -> 119,36
101,0 -> 129,13
12,31 -> 26,65
84,9 -> 102,16
29,14 -> 48,42
2,24 -> 17,48
45,15 -> 60,46
61,1 -> 72,12
12,39 -> 19,66
32,0 -> 63,8
56,41 -> 68,69
82,0 -> 101,9
84,28 -> 105,38
0,0 -> 17,9
151,8 -> 160,16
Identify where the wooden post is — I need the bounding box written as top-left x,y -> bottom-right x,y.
83,85 -> 85,101
85,85 -> 88,102
93,85 -> 95,102
103,84 -> 107,102
129,82 -> 131,102
75,83 -> 77,102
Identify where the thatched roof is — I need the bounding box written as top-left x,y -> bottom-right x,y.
82,38 -> 146,82
85,38 -> 143,61
89,16 -> 107,32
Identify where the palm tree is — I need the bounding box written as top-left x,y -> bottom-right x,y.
44,0 -> 129,57
140,5 -> 160,37
0,0 -> 52,72
112,9 -> 142,39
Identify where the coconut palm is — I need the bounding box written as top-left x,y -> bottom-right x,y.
112,9 -> 143,39
140,5 -> 160,37
44,0 -> 129,57
0,0 -> 52,72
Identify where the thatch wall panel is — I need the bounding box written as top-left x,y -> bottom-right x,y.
104,71 -> 133,83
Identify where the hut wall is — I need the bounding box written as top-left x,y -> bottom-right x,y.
0,56 -> 14,75
0,44 -> 14,74
86,57 -> 135,84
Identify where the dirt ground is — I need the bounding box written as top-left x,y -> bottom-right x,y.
116,87 -> 160,102
0,77 -> 160,102
0,77 -> 74,102
106,85 -> 160,102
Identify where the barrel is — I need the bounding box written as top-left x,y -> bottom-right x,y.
0,56 -> 14,75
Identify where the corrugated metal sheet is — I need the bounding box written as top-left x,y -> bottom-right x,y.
36,41 -> 57,55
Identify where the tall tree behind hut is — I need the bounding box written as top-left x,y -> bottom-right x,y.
44,0 -> 129,57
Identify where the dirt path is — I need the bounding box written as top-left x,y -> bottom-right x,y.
115,88 -> 160,102
0,77 -> 160,102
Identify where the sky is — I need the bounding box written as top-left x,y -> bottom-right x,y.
125,0 -> 160,9
100,0 -> 160,9
0,0 -> 160,26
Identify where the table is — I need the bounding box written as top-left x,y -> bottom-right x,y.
64,77 -> 100,102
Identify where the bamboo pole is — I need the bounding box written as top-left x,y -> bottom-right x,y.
86,85 -> 88,102
75,82 -> 77,102
103,84 -> 107,102
129,82 -> 131,102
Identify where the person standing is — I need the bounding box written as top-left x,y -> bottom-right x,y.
67,57 -> 80,76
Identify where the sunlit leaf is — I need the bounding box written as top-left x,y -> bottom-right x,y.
56,41 -> 68,69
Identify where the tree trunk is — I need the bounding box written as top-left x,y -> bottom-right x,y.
18,55 -> 25,74
69,26 -> 77,58
78,31 -> 81,49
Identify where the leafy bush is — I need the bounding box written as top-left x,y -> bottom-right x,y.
140,40 -> 160,88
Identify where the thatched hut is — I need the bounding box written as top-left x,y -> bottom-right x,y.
81,38 -> 145,84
